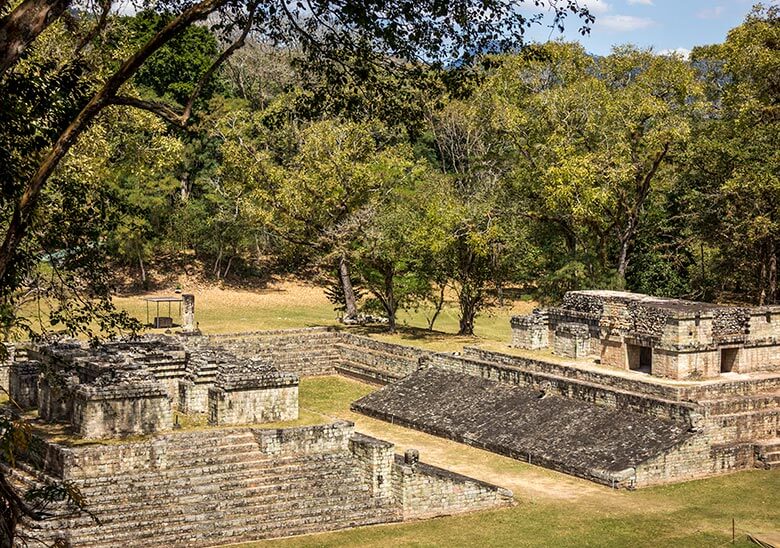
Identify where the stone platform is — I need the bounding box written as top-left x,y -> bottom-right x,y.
12,421 -> 512,546
352,368 -> 695,487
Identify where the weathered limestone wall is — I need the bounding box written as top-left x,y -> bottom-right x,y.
207,360 -> 299,426
71,383 -> 172,439
208,385 -> 298,426
431,350 -> 696,425
0,343 -> 16,392
255,420 -> 354,455
633,437 -> 755,486
393,456 -> 513,519
462,346 -> 780,402
553,323 -> 591,358
349,433 -> 395,502
336,333 -> 428,384
510,311 -> 549,349
198,328 -> 342,377
38,374 -> 76,423
9,360 -> 40,409
17,420 -> 511,546
352,368 -> 694,488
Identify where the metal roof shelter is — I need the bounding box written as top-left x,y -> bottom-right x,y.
143,296 -> 182,328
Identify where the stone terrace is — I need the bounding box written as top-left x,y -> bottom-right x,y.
353,368 -> 693,488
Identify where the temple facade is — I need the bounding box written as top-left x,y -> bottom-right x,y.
511,290 -> 780,379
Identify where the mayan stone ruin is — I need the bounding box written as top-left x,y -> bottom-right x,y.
0,332 -> 512,546
511,290 -> 780,379
0,289 -> 778,544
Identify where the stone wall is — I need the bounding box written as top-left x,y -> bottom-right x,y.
432,350 -> 696,425
553,323 -> 591,358
349,433 -> 395,501
207,360 -> 299,426
336,333 -> 428,384
352,368 -> 695,488
510,310 -> 549,349
208,384 -> 298,426
71,379 -> 172,439
393,455 -> 513,519
9,359 -> 40,409
196,329 -> 428,385
461,346 -> 780,402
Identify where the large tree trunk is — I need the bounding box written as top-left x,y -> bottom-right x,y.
769,239 -> 777,304
137,248 -> 147,290
0,0 -> 70,78
616,220 -> 634,278
338,256 -> 358,321
458,287 -> 478,336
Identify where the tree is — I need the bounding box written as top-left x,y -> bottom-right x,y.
348,155 -> 438,331
684,4 -> 780,304
0,0 -> 594,297
474,43 -> 703,296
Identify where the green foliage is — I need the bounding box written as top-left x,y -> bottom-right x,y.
686,4 -> 780,304
127,11 -> 222,105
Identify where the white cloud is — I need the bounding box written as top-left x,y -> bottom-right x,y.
582,0 -> 612,15
697,6 -> 725,19
598,14 -> 654,31
658,47 -> 691,60
627,0 -> 654,5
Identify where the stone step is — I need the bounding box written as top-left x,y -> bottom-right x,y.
336,361 -> 404,384
63,481 -> 378,532
754,437 -> 780,453
82,485 -> 379,532
76,454 -> 343,491
713,407 -> 780,426
40,489 -> 395,544
336,343 -> 420,366
79,462 -> 366,509
68,505 -> 398,548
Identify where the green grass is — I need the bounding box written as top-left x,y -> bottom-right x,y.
244,376 -> 780,548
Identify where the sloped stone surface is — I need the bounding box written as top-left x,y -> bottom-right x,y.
353,368 -> 693,482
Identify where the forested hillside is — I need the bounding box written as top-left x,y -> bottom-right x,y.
1,3 -> 778,338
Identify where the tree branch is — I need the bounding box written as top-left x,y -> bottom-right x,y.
0,0 -> 71,77
108,96 -> 189,127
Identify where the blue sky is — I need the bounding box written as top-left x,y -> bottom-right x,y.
524,0 -> 762,56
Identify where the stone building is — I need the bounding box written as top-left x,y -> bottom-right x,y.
511,290 -> 780,379
1,333 -> 512,546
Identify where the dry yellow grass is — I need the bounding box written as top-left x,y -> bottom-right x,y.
112,278 -> 536,350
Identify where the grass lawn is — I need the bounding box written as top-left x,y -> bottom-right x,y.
111,280 -> 535,352
237,375 -> 780,548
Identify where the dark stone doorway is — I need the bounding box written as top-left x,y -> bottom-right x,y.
627,344 -> 652,374
721,348 -> 738,373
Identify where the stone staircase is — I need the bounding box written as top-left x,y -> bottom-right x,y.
335,335 -> 426,384
754,438 -> 780,470
195,330 -> 342,377
15,430 -> 400,547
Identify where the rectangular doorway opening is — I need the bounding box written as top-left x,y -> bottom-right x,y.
721,348 -> 738,373
627,344 -> 652,374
